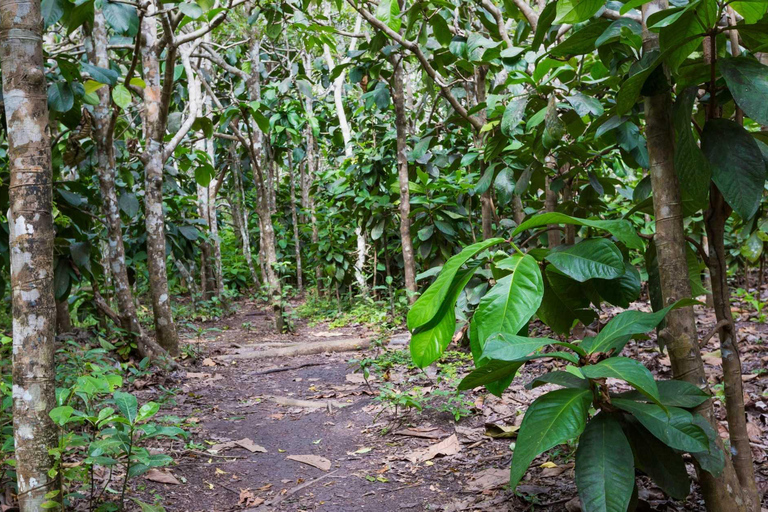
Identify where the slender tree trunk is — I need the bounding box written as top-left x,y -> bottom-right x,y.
289,155 -> 303,293
300,51 -> 322,293
140,7 -> 179,354
701,31 -> 758,509
562,179 -> 575,245
173,256 -> 197,298
389,55 -> 417,302
473,66 -> 494,240
56,300 -> 72,334
323,16 -> 369,296
545,174 -> 560,248
230,150 -> 260,287
0,0 -> 59,504
642,3 -> 748,508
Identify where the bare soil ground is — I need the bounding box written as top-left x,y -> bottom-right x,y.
131,297 -> 768,512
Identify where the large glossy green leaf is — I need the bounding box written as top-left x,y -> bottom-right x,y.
575,413 -> 635,512
615,379 -> 710,408
691,414 -> 725,477
480,334 -> 559,362
612,399 -> 709,453
510,389 -> 592,491
551,20 -> 611,57
622,417 -> 691,499
408,238 -> 503,331
592,262 -> 641,308
471,253 -> 543,356
457,360 -> 524,392
545,239 -> 624,282
658,10 -> 706,72
532,1 -> 557,49
525,371 -> 590,390
538,267 -> 597,335
513,213 -> 643,249
555,0 -> 604,24
113,390 -> 138,424
581,299 -> 698,354
702,119 -> 765,220
581,357 -> 661,406
48,82 -> 74,112
376,0 -> 401,32
410,263 -> 480,368
731,0 -> 768,23
720,57 -> 768,126
501,97 -> 528,136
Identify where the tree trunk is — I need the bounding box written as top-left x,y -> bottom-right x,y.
701,31 -> 758,509
389,55 -> 417,302
140,8 -> 179,354
56,300 -> 72,334
642,3 -> 748,508
300,51 -> 322,293
230,150 -> 260,287
473,66 -> 494,240
323,16 -> 369,296
289,155 -> 303,293
545,174 -> 560,248
0,0 -> 59,504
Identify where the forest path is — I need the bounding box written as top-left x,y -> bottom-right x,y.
134,298 -> 768,512
136,299 -> 524,512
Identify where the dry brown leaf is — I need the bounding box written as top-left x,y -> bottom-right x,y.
286,454 -> 332,471
145,469 -> 181,485
235,438 -> 267,453
484,423 -> 519,439
187,372 -> 211,379
540,463 -> 573,477
466,468 -> 508,491
394,427 -> 446,439
202,357 -> 216,367
238,489 -> 264,507
746,422 -> 762,442
742,373 -> 759,382
405,434 -> 461,463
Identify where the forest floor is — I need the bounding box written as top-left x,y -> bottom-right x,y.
131,294 -> 768,512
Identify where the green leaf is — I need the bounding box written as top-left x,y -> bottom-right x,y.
565,92 -> 604,117
525,370 -> 589,390
49,405 -> 75,426
582,299 -> 698,354
119,192 -> 140,217
479,334 -> 557,363
42,0 -> 66,27
690,414 -> 725,477
471,254 -> 543,358
592,263 -> 641,308
410,262 -> 480,368
82,62 -> 119,86
622,417 -> 691,499
137,402 -> 159,422
537,267 -> 597,335
501,97 -> 528,136
407,238 -> 503,331
702,118 -> 765,220
532,1 -> 557,48
581,357 -> 661,406
103,0 -> 139,34
551,20 -> 611,57
612,399 -> 709,452
731,0 -> 768,23
178,2 -> 203,18
575,413 -> 635,512
658,11 -> 705,72
48,82 -> 74,112
113,390 -> 138,424
375,0 -> 401,32
616,379 -> 710,408
513,213 -> 643,249
555,0 -> 604,24
720,57 -> 768,126
430,13 -> 452,46
545,239 -> 625,283
112,84 -> 132,109
510,389 -> 592,491
457,360 -> 524,392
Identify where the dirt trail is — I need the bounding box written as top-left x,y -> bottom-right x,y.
134,299 -> 768,512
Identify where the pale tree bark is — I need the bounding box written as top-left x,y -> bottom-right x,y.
288,153 -> 304,292
85,7 -> 169,361
389,54 -> 417,302
702,30 -> 759,510
545,171 -> 561,248
0,0 -> 59,505
229,147 -> 260,287
642,2 -> 749,509
140,7 -> 180,354
323,14 -> 369,296
300,51 -> 323,291
474,66 -> 494,240
246,35 -> 283,330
